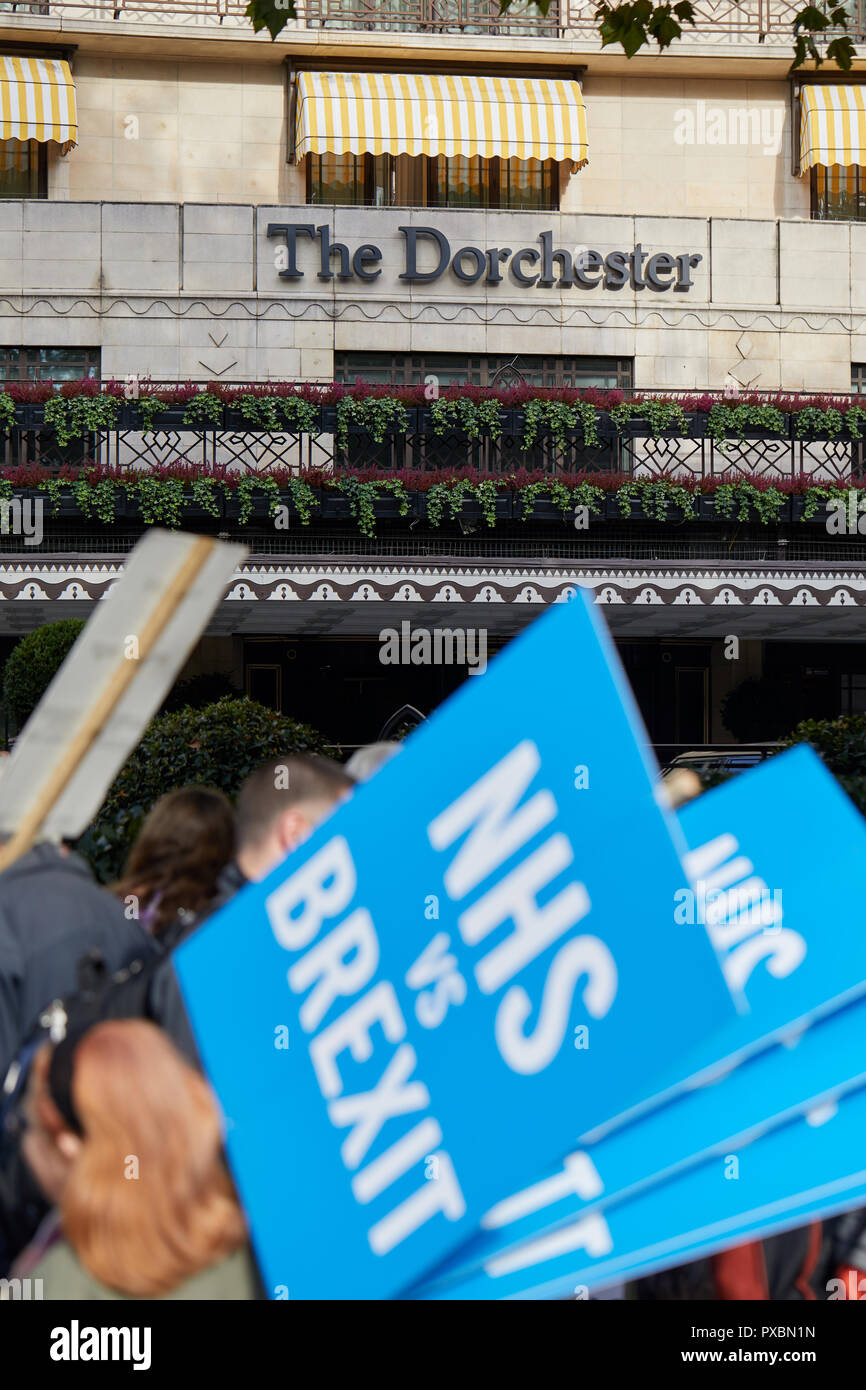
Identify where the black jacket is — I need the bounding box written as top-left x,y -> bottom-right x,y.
0,843 -> 154,1081
145,859 -> 249,1065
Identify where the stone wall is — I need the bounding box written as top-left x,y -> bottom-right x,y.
0,203 -> 856,390
44,60 -> 810,220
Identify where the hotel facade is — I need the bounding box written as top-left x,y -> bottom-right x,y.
1,1 -> 866,753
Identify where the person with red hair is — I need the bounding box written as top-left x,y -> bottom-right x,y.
11,1019 -> 258,1299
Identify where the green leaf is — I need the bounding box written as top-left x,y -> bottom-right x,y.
245,0 -> 296,39
827,34 -> 856,70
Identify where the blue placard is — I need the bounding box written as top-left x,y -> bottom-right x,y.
417,1084 -> 866,1300
412,995 -> 866,1293
415,750 -> 866,1290
585,747 -> 866,1139
174,590 -> 735,1300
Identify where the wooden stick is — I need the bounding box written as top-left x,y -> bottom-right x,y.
0,535 -> 216,875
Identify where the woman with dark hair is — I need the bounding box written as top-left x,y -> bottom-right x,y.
112,786 -> 235,939
10,1019 -> 258,1299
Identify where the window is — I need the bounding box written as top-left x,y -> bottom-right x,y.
304,0 -> 559,37
853,363 -> 866,393
0,141 -> 45,199
0,347 -> 99,381
308,153 -> 559,210
841,673 -> 866,713
335,352 -> 633,390
0,349 -> 100,468
811,164 -> 866,220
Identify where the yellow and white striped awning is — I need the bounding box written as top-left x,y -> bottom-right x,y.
0,56 -> 77,153
295,71 -> 588,165
800,84 -> 866,171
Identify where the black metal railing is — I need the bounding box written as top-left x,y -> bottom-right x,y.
2,408 -> 864,482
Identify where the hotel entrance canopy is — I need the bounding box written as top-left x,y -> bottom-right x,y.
293,70 -> 588,165
0,56 -> 77,154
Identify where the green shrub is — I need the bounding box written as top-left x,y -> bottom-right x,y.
2,619 -> 85,728
83,696 -> 332,881
783,713 -> 866,818
783,713 -> 866,776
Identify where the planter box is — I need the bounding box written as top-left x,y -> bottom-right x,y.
223,407 -> 264,433
416,493 -> 512,524
605,494 -> 643,520
320,493 -> 354,523
222,490 -> 277,523
457,495 -> 513,523
612,416 -> 693,441
344,407 -> 420,437
509,412 -> 616,450
518,495 -> 574,523
794,494 -> 841,526
789,416 -> 865,444
686,411 -> 709,438
700,494 -> 791,524
145,407 -> 192,430
726,415 -> 791,441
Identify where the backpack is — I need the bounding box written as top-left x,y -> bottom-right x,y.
635,1215 -> 866,1301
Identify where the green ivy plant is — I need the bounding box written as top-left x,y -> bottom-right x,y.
844,405 -> 866,441
706,403 -> 787,450
128,475 -> 186,527
44,393 -> 120,446
182,392 -> 224,429
335,476 -> 410,537
285,475 -> 320,525
610,400 -> 689,438
0,392 -> 15,433
515,478 -> 606,521
72,476 -> 118,524
429,398 -> 503,440
336,397 -> 409,449
793,406 -> 844,439
9,473 -> 866,535
796,483 -> 851,522
236,393 -> 320,435
425,478 -> 499,528
711,481 -> 787,524
135,395 -> 166,432
521,400 -> 599,451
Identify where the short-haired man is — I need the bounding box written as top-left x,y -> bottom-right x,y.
148,752 -> 354,1058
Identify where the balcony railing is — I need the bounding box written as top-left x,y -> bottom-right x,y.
303,0 -> 560,35
0,0 -> 861,40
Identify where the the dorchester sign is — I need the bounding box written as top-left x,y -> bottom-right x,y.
267,223 -> 703,293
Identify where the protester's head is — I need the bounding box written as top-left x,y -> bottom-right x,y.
235,753 -> 354,881
114,786 -> 235,934
344,741 -> 402,784
22,1020 -> 246,1296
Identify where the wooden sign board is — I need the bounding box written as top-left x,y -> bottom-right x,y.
0,530 -> 247,868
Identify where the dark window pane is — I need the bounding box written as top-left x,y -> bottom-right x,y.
0,141 -> 42,199
335,352 -> 632,389
309,151 -> 558,209
0,347 -> 100,381
813,164 -> 866,221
